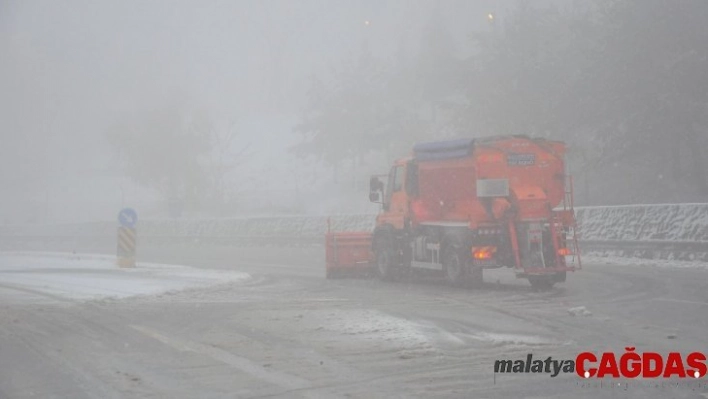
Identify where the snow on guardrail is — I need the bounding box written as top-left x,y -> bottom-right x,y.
575,204 -> 708,261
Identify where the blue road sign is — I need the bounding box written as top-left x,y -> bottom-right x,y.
118,208 -> 138,228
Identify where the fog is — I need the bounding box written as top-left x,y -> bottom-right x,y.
1,0 -> 512,223
2,0 -> 707,223
2,3 -> 708,397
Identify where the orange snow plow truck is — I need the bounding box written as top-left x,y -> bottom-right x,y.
325,135 -> 581,289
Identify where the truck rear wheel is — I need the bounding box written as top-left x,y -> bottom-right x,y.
443,247 -> 466,286
529,276 -> 555,291
467,265 -> 484,288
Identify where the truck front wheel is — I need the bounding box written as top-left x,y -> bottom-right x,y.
375,247 -> 398,281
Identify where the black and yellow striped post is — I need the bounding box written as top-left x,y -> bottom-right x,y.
117,226 -> 137,268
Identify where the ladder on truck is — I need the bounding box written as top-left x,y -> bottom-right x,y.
553,175 -> 582,269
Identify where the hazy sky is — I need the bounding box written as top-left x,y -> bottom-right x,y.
2,0 -> 506,116
0,0 -> 513,222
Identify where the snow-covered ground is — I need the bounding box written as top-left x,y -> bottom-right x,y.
0,252 -> 251,303
314,309 -> 433,349
583,254 -> 708,270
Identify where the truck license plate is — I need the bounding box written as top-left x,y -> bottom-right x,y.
507,153 -> 535,166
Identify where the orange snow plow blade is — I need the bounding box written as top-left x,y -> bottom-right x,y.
325,232 -> 373,278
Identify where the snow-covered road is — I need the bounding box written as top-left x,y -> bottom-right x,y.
0,246 -> 706,398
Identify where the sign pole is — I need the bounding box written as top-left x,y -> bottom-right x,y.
117,208 -> 138,268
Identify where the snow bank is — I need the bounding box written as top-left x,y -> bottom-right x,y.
583,254 -> 708,270
576,204 -> 708,261
575,203 -> 708,242
0,252 -> 251,302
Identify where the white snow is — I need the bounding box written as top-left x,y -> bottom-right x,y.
0,252 -> 251,302
567,306 -> 593,317
312,308 -> 561,353
469,332 -> 559,346
316,309 -> 431,349
576,203 -> 708,242
583,254 -> 708,270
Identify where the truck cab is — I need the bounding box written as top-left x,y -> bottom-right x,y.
370,159 -> 412,230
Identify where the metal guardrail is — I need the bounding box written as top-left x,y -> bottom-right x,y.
0,234 -> 323,247
2,235 -> 708,260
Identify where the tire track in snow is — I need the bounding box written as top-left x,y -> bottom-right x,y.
130,324 -> 349,399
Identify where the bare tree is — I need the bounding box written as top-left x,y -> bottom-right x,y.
107,102 -> 212,216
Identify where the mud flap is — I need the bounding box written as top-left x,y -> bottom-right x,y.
554,271 -> 567,282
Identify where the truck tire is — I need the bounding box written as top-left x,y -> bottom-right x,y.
326,268 -> 340,279
443,246 -> 466,286
375,247 -> 398,281
554,271 -> 566,283
529,275 -> 555,291
467,265 -> 484,288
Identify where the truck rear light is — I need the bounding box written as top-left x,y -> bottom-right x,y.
557,248 -> 572,256
472,246 -> 496,260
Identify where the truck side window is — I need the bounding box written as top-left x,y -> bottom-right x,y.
393,165 -> 404,192
384,166 -> 396,210
406,162 -> 418,196
385,166 -> 404,206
